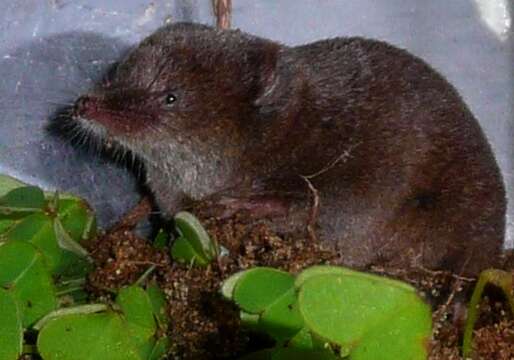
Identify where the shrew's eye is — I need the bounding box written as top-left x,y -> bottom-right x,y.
165,93 -> 177,106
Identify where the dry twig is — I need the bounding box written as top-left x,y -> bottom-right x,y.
212,0 -> 232,30
299,143 -> 360,242
300,175 -> 320,242
304,142 -> 360,180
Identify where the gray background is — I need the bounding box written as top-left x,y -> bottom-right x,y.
0,0 -> 512,247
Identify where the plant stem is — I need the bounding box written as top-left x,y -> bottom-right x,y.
462,269 -> 513,357
135,265 -> 157,286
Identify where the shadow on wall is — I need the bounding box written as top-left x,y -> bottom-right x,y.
174,0 -> 201,23
0,32 -> 139,228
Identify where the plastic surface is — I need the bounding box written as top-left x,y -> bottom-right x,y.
0,0 -> 512,247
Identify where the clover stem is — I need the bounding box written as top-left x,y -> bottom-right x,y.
135,265 -> 157,286
462,269 -> 513,357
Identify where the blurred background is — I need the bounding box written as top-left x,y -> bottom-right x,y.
0,0 -> 512,247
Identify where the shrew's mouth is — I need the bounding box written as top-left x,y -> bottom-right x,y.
73,113 -> 147,171
74,94 -> 152,135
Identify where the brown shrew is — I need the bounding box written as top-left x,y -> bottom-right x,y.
72,22 -> 506,276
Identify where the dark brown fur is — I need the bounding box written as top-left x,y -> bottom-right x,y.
73,23 -> 506,276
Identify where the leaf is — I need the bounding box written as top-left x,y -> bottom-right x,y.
285,327 -> 314,350
240,311 -> 261,330
231,268 -> 303,341
2,212 -> 92,277
0,288 -> 23,360
0,187 -> 95,277
57,199 -> 96,243
0,241 -> 57,327
53,197 -> 96,277
33,304 -> 108,331
0,186 -> 45,214
153,229 -> 168,249
148,337 -> 170,360
0,218 -> 16,235
174,211 -> 217,261
171,236 -> 209,266
0,174 -> 28,198
221,271 -> 245,300
117,286 -> 156,333
233,268 -> 295,314
53,217 -> 90,259
259,288 -> 303,341
4,212 -> 62,271
298,273 -> 432,359
36,291 -> 170,360
37,312 -> 142,360
116,286 -> 158,359
146,284 -> 169,328
295,265 -> 414,292
56,251 -> 94,279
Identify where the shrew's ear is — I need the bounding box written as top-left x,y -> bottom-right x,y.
252,43 -> 293,114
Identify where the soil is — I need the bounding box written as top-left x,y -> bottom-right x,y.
85,201 -> 514,360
